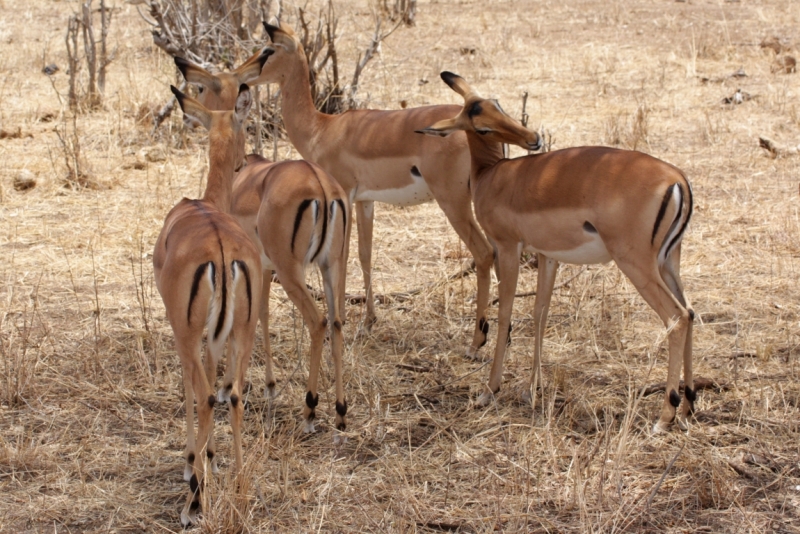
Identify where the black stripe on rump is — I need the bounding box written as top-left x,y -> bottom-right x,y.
214,236 -> 227,340
291,199 -> 313,253
651,183 -> 676,245
187,262 -> 210,324
233,260 -> 253,322
662,184 -> 686,260
335,198 -> 347,240
311,197 -> 328,262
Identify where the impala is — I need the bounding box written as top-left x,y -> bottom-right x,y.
254,22 -> 495,359
174,54 -> 349,436
232,154 -> 349,439
418,72 -> 695,433
153,82 -> 263,526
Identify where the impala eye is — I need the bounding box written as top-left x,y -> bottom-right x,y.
476,129 -> 492,135
198,86 -> 204,93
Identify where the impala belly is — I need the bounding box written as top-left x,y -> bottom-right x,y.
518,209 -> 612,265
524,235 -> 611,264
351,160 -> 434,206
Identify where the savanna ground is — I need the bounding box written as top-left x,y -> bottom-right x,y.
2,0 -> 800,532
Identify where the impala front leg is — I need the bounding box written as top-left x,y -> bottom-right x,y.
478,243 -> 520,407
355,201 -> 376,330
525,254 -> 558,406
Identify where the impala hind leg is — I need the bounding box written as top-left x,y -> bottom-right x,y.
321,261 -> 347,443
618,262 -> 691,434
176,338 -> 216,528
524,255 -> 558,407
433,196 -> 495,360
260,271 -> 277,399
478,243 -> 520,407
203,345 -> 220,475
278,264 -> 326,433
355,201 -> 377,330
182,369 -> 196,482
660,245 -> 695,422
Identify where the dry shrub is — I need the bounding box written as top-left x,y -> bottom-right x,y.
602,104 -> 649,150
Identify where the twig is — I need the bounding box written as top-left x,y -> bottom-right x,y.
645,442 -> 685,510
641,376 -> 729,397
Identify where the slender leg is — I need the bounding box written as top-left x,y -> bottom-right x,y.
432,196 -> 495,360
661,245 -> 695,422
182,368 -> 196,483
354,201 -> 376,330
478,242 -> 520,406
525,254 -> 558,406
203,345 -> 219,475
176,338 -> 216,528
616,261 -> 690,433
339,202 -> 354,322
276,263 -> 326,433
260,270 -> 276,398
321,260 -> 347,443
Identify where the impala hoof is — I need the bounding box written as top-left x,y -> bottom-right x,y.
476,391 -> 493,408
521,388 -> 533,405
264,383 -> 277,399
464,347 -> 485,361
303,419 -> 316,434
333,431 -> 347,446
651,420 -> 671,435
183,463 -> 193,482
180,506 -> 198,528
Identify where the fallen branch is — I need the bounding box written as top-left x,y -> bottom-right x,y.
759,136 -> 800,158
641,376 -> 729,397
646,442 -> 685,510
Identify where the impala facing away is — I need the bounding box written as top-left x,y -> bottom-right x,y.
153,83 -> 263,526
174,54 -> 349,437
419,73 -> 695,433
254,22 -> 496,358
232,155 -> 349,439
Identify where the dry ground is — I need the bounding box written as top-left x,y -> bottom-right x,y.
2,0 -> 800,532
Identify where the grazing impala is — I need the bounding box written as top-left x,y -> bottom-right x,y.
232,154 -> 349,439
418,72 -> 695,433
254,22 -> 495,359
153,83 -> 262,526
174,54 -> 349,436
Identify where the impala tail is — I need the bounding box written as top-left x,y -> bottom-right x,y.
186,256 -> 252,355
655,178 -> 693,266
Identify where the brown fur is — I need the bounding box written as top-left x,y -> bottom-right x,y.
254,23 -> 494,354
421,73 -> 694,433
152,86 -> 261,526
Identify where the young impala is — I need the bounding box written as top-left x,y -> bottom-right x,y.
153,82 -> 263,526
254,23 -> 495,359
173,54 -> 349,437
418,73 -> 695,433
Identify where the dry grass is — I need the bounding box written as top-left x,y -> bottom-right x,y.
2,0 -> 800,532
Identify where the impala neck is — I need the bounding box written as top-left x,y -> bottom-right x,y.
202,134 -> 236,212
278,53 -> 326,157
465,131 -> 506,189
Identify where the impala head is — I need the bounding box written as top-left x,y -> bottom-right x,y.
174,49 -> 272,112
171,84 -> 254,171
417,72 -> 542,152
255,22 -> 304,85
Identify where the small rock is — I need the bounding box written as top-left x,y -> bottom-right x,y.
773,55 -> 797,74
143,147 -> 167,163
42,63 -> 59,75
722,88 -> 751,105
13,170 -> 37,191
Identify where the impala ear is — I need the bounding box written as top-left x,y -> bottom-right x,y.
171,85 -> 212,130
174,57 -> 221,92
415,117 -> 461,137
234,48 -> 274,84
440,71 -> 476,99
234,84 -> 253,123
262,21 -> 297,52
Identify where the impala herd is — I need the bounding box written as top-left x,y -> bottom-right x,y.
155,22 -> 695,526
